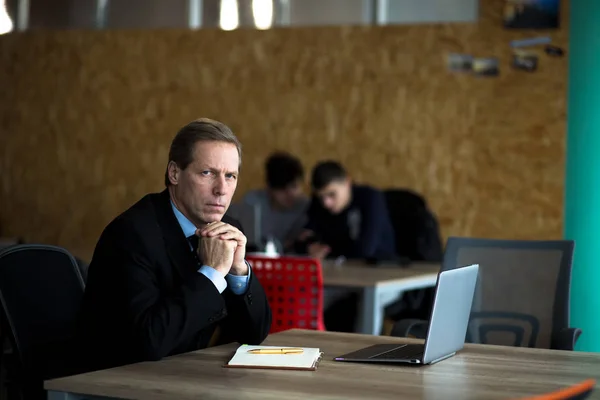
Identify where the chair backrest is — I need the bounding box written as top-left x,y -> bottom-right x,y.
0,244 -> 86,378
519,379 -> 595,400
246,255 -> 324,333
442,237 -> 574,349
383,189 -> 443,262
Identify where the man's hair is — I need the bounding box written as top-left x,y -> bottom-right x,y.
164,118 -> 242,187
265,152 -> 304,190
311,160 -> 348,190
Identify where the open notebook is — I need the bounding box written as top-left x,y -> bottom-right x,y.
224,345 -> 323,371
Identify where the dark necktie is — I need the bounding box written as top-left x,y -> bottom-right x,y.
188,235 -> 200,263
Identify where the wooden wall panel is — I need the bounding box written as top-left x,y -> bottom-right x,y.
0,1 -> 568,260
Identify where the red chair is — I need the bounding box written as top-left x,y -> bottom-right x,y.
517,379 -> 595,400
247,255 -> 325,333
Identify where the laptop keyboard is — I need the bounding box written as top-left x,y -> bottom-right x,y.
372,344 -> 424,360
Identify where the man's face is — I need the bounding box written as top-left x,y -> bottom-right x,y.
168,141 -> 239,226
270,180 -> 303,210
316,178 -> 351,215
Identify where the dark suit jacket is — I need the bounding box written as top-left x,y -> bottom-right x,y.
77,189 -> 272,372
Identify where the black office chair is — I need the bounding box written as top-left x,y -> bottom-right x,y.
392,237 -> 581,350
382,189 -> 443,333
383,189 -> 443,263
0,244 -> 86,399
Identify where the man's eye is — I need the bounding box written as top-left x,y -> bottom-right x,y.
226,174 -> 237,180
201,171 -> 211,176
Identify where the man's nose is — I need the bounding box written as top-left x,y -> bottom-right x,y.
213,176 -> 227,196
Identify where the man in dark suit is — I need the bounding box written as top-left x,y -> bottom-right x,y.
78,118 -> 272,372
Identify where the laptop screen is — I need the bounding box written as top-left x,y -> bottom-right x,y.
422,264 -> 479,364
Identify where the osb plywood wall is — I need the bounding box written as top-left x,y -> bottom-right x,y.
0,1 -> 568,260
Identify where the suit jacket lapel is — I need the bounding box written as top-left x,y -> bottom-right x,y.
152,189 -> 198,280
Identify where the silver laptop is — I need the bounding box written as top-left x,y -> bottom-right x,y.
334,264 -> 479,365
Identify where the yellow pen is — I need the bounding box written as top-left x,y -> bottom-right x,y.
247,348 -> 304,354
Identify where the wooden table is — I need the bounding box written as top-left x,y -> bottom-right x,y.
321,261 -> 440,335
46,329 -> 600,400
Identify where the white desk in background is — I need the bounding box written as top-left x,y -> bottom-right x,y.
321,260 -> 440,335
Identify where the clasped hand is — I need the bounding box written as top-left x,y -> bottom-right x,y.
196,222 -> 248,277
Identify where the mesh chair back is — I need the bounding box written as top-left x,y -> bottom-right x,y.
247,255 -> 325,333
442,237 -> 574,349
0,245 -> 85,378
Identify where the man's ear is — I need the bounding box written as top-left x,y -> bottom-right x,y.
167,161 -> 180,185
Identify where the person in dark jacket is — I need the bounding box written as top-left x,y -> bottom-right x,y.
78,118 -> 271,372
296,160 -> 396,332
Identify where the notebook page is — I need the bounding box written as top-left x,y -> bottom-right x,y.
227,345 -> 321,369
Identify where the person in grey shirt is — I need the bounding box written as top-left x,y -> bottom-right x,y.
239,152 -> 309,252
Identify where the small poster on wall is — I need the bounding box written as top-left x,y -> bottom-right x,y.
446,54 -> 500,77
447,53 -> 473,73
472,58 -> 500,77
504,0 -> 560,29
512,49 -> 538,72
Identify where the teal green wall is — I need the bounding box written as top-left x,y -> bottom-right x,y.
565,0 -> 600,352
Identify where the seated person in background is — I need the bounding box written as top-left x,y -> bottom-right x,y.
297,160 -> 396,262
296,161 -> 396,332
240,151 -> 309,252
78,118 -> 271,373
